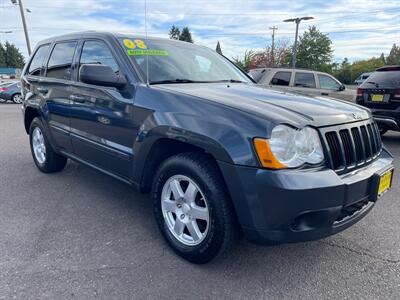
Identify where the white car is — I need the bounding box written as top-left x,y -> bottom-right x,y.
249,68 -> 356,102
354,72 -> 372,85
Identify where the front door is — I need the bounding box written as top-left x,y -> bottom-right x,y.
69,40 -> 136,179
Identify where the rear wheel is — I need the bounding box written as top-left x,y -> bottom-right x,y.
12,93 -> 23,104
29,117 -> 67,173
152,153 -> 237,264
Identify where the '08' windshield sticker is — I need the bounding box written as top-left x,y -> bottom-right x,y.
123,38 -> 169,56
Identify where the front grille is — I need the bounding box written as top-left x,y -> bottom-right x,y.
323,120 -> 382,172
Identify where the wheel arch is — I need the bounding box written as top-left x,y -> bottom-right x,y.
24,106 -> 41,134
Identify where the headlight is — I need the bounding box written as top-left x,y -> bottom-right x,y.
254,125 -> 324,169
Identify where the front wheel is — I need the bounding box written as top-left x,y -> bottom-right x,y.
29,117 -> 67,173
152,153 -> 238,264
12,93 -> 23,104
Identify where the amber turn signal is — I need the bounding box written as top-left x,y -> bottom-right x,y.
253,138 -> 287,169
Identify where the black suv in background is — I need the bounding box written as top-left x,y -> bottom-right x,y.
21,32 -> 394,263
356,66 -> 400,134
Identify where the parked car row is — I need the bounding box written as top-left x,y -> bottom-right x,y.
248,66 -> 400,135
0,81 -> 23,103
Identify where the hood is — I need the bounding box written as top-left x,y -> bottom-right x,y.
157,83 -> 371,127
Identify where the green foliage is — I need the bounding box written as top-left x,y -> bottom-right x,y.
232,50 -> 254,71
169,25 -> 194,43
386,44 -> 400,65
0,41 -> 25,68
292,25 -> 333,71
179,27 -> 193,43
333,56 -> 386,84
169,25 -> 181,40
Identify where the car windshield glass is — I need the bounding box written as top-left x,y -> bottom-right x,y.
118,37 -> 250,84
361,71 -> 400,89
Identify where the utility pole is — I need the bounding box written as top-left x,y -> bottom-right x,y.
283,16 -> 314,68
269,26 -> 277,67
11,0 -> 31,55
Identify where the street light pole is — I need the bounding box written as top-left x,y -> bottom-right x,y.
283,16 -> 314,68
269,26 -> 277,67
11,0 -> 31,55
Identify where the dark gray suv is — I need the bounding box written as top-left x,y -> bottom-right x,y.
21,32 -> 394,263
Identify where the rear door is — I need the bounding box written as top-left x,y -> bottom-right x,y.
69,39 -> 136,179
40,41 -> 78,152
291,71 -> 318,96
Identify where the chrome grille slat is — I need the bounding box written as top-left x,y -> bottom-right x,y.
324,120 -> 382,172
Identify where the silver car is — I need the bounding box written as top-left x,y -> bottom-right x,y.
249,68 -> 356,102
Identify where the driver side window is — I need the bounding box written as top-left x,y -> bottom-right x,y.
79,40 -> 119,78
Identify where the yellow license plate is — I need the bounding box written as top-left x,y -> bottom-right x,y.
378,169 -> 393,196
372,94 -> 384,102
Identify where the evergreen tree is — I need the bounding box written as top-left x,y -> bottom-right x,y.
4,41 -> 25,68
216,41 -> 222,55
0,43 -> 6,67
386,44 -> 400,65
179,27 -> 193,43
169,25 -> 180,40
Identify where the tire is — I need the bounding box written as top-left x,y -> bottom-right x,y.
152,152 -> 238,264
12,93 -> 23,104
29,117 -> 67,173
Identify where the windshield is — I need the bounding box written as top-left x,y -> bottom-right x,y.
119,37 -> 251,84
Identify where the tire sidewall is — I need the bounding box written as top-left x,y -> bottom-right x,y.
29,118 -> 49,171
12,93 -> 22,104
152,156 -> 228,263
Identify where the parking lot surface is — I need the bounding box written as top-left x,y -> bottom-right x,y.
1,104 -> 399,299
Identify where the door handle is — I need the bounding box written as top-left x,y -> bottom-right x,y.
69,94 -> 86,103
321,92 -> 329,96
37,87 -> 48,94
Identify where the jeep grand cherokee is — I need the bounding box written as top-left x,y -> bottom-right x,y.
21,32 -> 394,263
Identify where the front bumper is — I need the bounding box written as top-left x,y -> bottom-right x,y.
371,108 -> 400,131
218,148 -> 394,244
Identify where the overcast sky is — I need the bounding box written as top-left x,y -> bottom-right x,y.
0,0 -> 399,62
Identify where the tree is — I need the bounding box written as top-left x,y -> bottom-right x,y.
333,56 -> 385,84
232,50 -> 254,71
0,41 -> 25,68
216,41 -> 222,55
179,27 -> 193,43
169,25 -> 180,40
250,40 -> 290,69
169,25 -> 194,43
386,44 -> 400,65
289,25 -> 333,71
0,43 -> 5,67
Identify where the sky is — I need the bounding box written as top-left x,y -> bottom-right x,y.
0,0 -> 399,63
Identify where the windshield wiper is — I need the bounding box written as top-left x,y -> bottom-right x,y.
213,79 -> 246,83
150,79 -> 199,85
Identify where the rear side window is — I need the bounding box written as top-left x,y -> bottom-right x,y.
318,74 -> 341,90
294,72 -> 316,88
27,44 -> 50,76
46,41 -> 77,80
79,40 -> 119,74
361,71 -> 400,89
270,71 -> 291,86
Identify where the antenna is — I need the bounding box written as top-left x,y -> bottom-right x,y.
145,0 -> 150,87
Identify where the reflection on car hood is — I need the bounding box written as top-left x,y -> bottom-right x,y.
157,83 -> 371,127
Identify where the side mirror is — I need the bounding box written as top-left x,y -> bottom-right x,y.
338,84 -> 346,91
79,64 -> 127,88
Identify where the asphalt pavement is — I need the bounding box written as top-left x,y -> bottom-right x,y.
0,104 -> 399,299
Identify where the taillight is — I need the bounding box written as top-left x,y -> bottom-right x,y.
356,88 -> 364,97
0,87 -> 8,92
